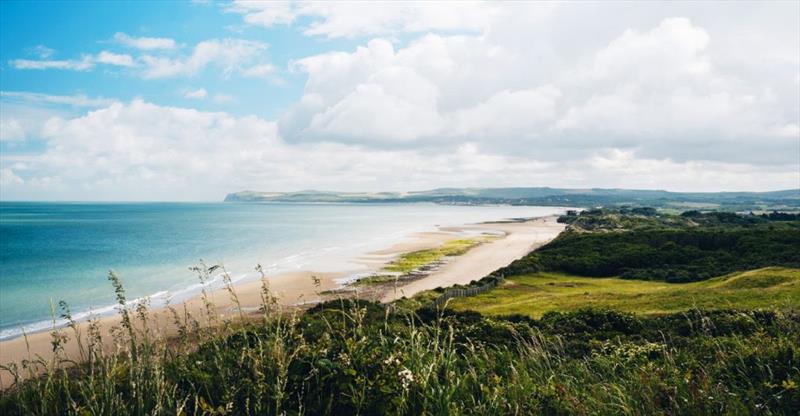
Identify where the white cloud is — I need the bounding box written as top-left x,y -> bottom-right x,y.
3,3 -> 798,200
227,1 -> 297,27
771,123 -> 800,139
1,91 -> 116,107
0,168 -> 24,186
1,100 -> 796,201
241,63 -> 276,78
303,65 -> 445,143
552,18 -> 796,157
586,17 -> 711,81
279,16 -> 799,166
450,86 -> 562,139
227,0 -> 501,38
10,36 -> 271,80
140,38 -> 267,78
11,51 -> 134,71
0,119 -> 26,141
30,45 -> 55,59
183,88 -> 208,99
10,56 -> 94,71
114,32 -> 177,50
8,99 -> 281,200
95,51 -> 135,67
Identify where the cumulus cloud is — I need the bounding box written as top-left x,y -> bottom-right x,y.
95,51 -> 135,67
0,119 -> 26,141
114,32 -> 176,50
227,1 -> 297,27
1,100 -> 796,201
21,99 -> 278,200
585,17 -> 711,81
278,15 -> 799,166
3,2 -> 798,200
449,86 -> 562,139
304,65 -> 445,143
0,91 -> 118,156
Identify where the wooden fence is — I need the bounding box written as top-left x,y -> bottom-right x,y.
431,274 -> 504,308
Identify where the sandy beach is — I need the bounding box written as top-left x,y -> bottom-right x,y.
380,216 -> 565,302
0,215 -> 565,387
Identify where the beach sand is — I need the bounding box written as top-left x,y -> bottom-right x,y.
0,269 -> 343,387
380,216 -> 565,302
0,215 -> 565,387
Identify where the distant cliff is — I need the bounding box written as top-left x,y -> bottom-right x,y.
223,187 -> 800,211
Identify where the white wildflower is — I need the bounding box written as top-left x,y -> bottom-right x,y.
383,354 -> 400,366
398,368 -> 414,391
337,352 -> 351,366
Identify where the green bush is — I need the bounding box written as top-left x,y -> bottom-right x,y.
500,213 -> 800,282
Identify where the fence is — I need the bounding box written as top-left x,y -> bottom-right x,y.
431,274 -> 504,308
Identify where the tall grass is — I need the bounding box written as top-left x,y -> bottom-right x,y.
1,266 -> 798,415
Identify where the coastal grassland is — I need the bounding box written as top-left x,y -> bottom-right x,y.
2,210 -> 800,415
383,237 -> 488,274
2,260 -> 800,415
450,267 -> 800,318
2,279 -> 799,415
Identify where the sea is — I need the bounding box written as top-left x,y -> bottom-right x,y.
0,202 -> 567,339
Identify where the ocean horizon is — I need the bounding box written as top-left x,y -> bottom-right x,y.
0,201 -> 567,339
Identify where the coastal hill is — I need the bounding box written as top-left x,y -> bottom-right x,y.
225,187 -> 800,211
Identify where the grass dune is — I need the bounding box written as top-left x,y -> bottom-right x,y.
383,238 -> 488,273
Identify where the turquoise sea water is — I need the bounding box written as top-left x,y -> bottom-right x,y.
0,202 -> 566,338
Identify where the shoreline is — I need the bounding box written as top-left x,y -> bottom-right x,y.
0,215 -> 566,387
380,216 -> 565,302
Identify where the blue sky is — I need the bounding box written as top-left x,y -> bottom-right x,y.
0,1 -> 358,119
1,1 -> 798,201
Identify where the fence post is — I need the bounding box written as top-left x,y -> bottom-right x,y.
433,274 -> 506,308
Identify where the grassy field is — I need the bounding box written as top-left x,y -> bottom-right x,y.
3,268 -> 799,414
450,267 -> 800,317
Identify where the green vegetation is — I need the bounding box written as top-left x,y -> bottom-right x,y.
2,281 -> 799,415
351,274 -> 399,286
451,267 -> 800,317
505,210 -> 800,282
383,238 -> 485,274
2,209 -> 799,414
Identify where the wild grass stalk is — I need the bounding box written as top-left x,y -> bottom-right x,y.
1,267 -> 798,415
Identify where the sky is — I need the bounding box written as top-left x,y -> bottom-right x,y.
0,1 -> 798,201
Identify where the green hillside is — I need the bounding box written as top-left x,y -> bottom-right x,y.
501,209 -> 800,282
451,267 -> 800,317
